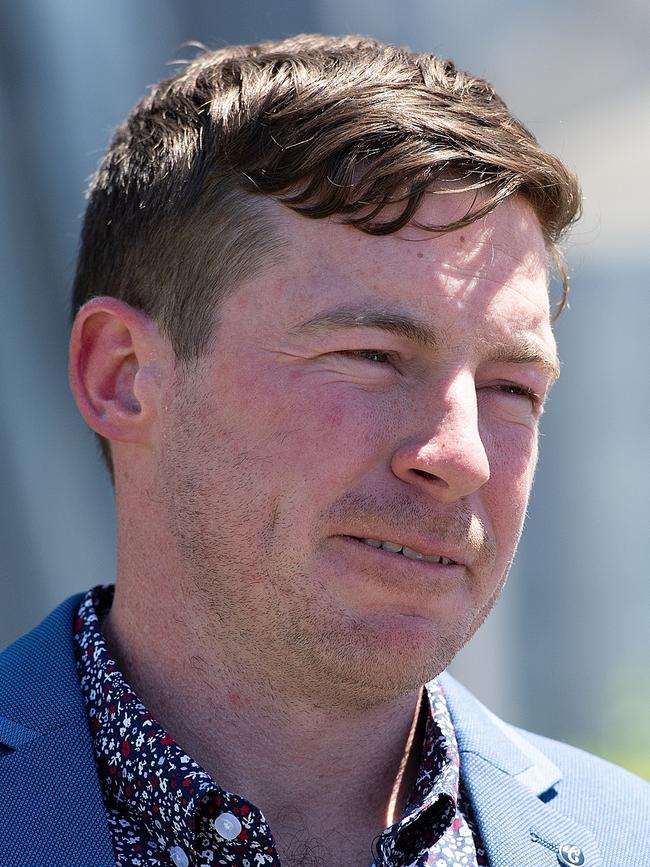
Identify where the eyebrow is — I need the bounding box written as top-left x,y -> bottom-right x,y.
292,304 -> 440,348
484,337 -> 561,383
291,302 -> 561,383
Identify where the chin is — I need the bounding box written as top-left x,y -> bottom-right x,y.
292,611 -> 476,708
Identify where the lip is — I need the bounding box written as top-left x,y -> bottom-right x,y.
339,534 -> 467,568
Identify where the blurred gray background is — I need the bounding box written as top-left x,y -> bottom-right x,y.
1,0 -> 648,776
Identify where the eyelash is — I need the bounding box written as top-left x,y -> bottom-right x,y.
497,383 -> 536,399
340,349 -> 393,364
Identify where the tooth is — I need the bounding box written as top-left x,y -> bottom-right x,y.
422,554 -> 442,563
401,546 -> 424,560
362,538 -> 382,547
440,557 -> 452,565
381,541 -> 403,552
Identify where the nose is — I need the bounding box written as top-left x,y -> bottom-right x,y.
390,370 -> 490,503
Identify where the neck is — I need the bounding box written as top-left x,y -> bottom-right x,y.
102,579 -> 424,843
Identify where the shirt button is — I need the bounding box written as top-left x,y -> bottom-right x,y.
169,846 -> 189,867
213,811 -> 243,841
557,843 -> 585,866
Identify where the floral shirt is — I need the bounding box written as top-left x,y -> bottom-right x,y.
75,586 -> 489,866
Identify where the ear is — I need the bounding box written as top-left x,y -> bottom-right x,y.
69,297 -> 168,448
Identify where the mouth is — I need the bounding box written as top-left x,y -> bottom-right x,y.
345,535 -> 458,566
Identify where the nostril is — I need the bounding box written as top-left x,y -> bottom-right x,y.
413,468 -> 439,480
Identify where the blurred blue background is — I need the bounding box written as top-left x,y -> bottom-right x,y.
1,0 -> 648,776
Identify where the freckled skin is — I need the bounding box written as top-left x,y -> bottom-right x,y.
142,190 -> 556,710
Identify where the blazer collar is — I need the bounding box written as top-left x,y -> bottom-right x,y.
439,671 -> 602,867
0,593 -> 115,867
0,593 -> 87,745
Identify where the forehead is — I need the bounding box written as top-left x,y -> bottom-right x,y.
223,191 -> 552,349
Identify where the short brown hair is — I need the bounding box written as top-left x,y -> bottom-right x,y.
71,33 -> 581,477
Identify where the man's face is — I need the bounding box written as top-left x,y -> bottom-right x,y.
155,191 -> 557,707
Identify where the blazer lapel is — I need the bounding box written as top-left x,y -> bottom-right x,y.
440,672 -> 602,867
462,750 -> 601,867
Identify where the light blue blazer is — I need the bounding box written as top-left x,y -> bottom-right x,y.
1,595 -> 648,866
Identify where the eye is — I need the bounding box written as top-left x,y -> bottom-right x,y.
498,383 -> 535,398
494,383 -> 544,413
339,349 -> 393,364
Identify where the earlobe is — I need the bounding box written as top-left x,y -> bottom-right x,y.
69,297 -> 164,447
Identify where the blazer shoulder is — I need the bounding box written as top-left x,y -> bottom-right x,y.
513,724 -> 650,799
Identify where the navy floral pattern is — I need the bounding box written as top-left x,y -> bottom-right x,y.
75,586 -> 488,866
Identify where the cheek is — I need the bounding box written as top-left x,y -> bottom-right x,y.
200,364 -> 386,504
286,392 -> 387,491
482,418 -> 538,479
247,369 -> 387,454
481,423 -> 539,518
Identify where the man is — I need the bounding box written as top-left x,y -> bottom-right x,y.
0,34 -> 647,867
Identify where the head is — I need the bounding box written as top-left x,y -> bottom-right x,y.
71,33 -> 579,479
69,34 -> 580,706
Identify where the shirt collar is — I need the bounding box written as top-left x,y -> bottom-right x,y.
76,585 -> 462,865
74,585 -> 275,859
374,679 -> 461,865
